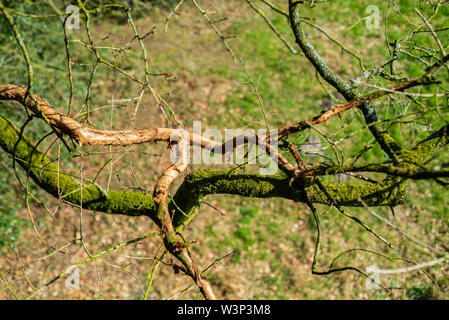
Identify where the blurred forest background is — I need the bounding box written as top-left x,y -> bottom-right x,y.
0,0 -> 449,299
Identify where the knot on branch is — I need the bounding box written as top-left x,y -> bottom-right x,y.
167,240 -> 187,254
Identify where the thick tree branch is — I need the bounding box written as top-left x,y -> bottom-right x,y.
171,169 -> 406,229
278,76 -> 438,137
0,114 -> 408,229
288,1 -> 401,159
0,116 -> 159,219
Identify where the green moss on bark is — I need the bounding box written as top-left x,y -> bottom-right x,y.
3,114 -> 446,232
171,169 -> 406,228
0,116 -> 158,221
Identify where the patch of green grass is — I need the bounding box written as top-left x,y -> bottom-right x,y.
0,161 -> 30,252
406,285 -> 433,300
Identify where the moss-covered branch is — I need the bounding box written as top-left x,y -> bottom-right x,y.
171,122 -> 449,229
0,114 -> 407,231
6,113 -> 449,299
171,170 -> 406,229
0,116 -> 159,222
5,110 -> 448,234
0,116 -> 218,299
300,124 -> 449,178
288,0 -> 401,159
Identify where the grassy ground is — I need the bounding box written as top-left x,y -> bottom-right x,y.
0,0 -> 448,299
